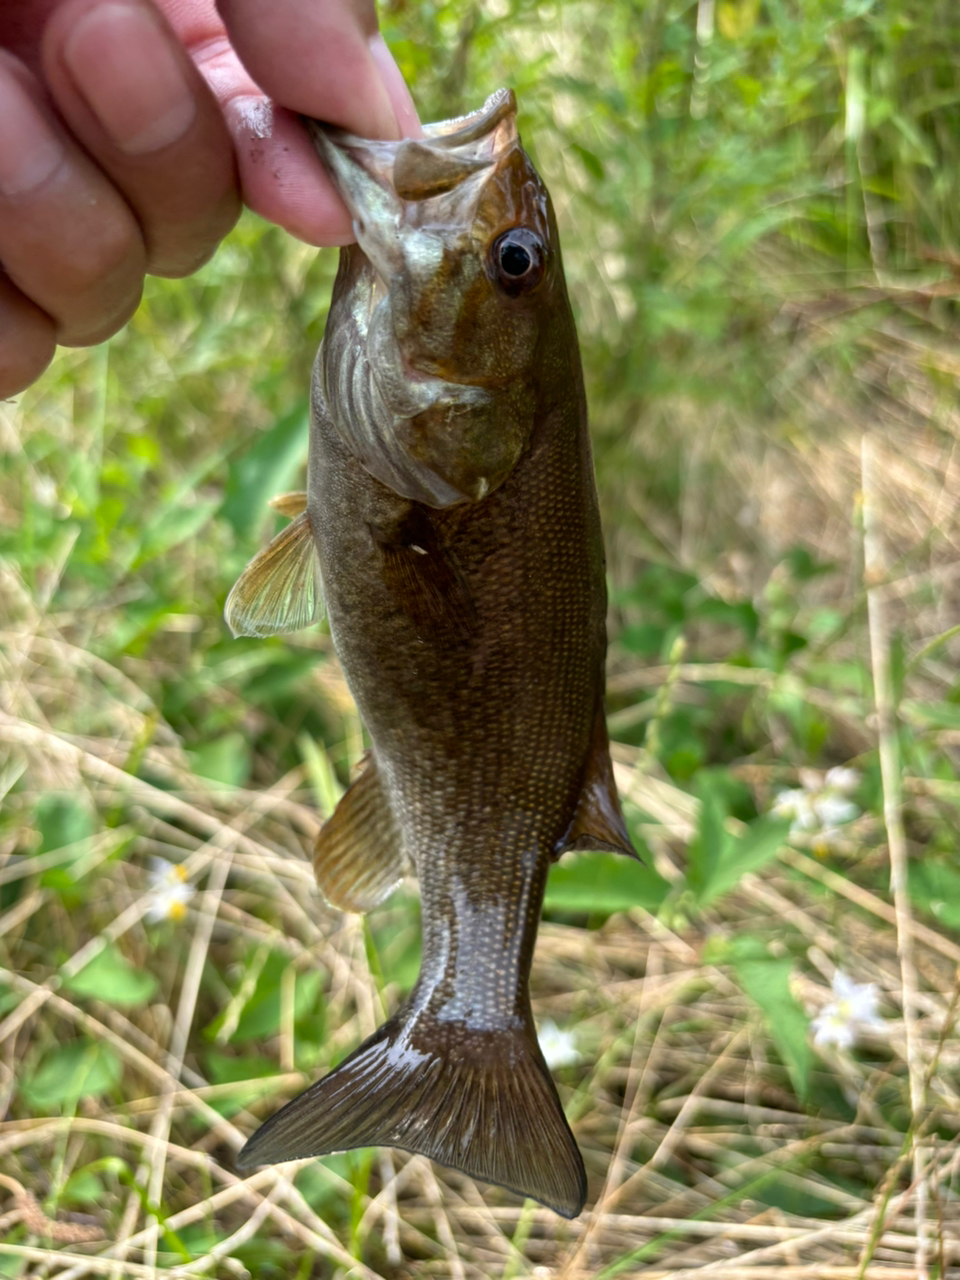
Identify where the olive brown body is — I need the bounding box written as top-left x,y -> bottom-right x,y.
312,235 -> 605,1016
230,90 -> 634,1218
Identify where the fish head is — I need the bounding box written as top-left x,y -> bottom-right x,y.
309,90 -> 572,507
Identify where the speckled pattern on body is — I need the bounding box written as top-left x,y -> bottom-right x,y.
234,89 -> 635,1218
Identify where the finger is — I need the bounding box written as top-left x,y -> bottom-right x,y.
0,0 -> 59,69
140,0 -> 349,245
40,0 -> 240,279
0,53 -> 146,346
367,32 -> 421,141
229,101 -> 360,246
164,0 -> 418,139
0,275 -> 56,399
215,0 -> 418,140
165,0 -> 419,246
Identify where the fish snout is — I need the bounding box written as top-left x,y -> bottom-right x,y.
305,89 -> 520,278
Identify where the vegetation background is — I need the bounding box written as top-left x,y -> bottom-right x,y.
2,0 -> 960,1275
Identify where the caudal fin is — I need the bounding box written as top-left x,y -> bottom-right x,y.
237,1009 -> 587,1218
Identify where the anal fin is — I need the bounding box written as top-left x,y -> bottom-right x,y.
314,753 -> 411,912
559,700 -> 639,859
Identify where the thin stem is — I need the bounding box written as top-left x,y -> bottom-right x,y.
861,434 -> 927,1280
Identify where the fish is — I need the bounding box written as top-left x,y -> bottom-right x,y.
225,87 -> 636,1219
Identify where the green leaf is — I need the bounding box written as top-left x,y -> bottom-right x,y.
686,772 -> 789,907
901,699 -> 960,731
908,860 -> 960,928
63,943 -> 159,1008
694,596 -> 759,640
298,733 -> 344,820
189,732 -> 251,787
700,814 -> 791,906
221,953 -> 325,1045
572,142 -> 605,180
782,546 -> 834,582
367,893 -> 422,992
221,402 -> 310,538
204,1051 -> 279,1085
133,497 -> 220,567
35,793 -> 94,855
686,773 -> 728,902
545,850 -> 669,914
60,1169 -> 107,1207
733,954 -> 811,1100
21,1039 -> 122,1110
619,622 -> 668,658
202,1051 -> 282,1117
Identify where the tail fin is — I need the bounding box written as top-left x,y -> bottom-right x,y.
237,1009 -> 587,1218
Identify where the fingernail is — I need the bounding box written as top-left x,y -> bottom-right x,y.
368,35 -> 422,140
64,2 -> 196,155
0,73 -> 64,196
364,34 -> 407,140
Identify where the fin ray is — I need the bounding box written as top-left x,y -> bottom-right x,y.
314,754 -> 411,912
225,512 -> 323,638
268,490 -> 309,517
560,700 -> 638,858
238,1010 -> 587,1218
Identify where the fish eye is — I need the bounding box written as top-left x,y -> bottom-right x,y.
489,228 -> 546,295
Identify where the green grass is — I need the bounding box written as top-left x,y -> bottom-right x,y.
3,0 -> 960,1275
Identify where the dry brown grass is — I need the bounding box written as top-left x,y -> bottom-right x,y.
3,461 -> 960,1277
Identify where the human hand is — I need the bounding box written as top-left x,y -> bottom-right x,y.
1,0 -> 419,397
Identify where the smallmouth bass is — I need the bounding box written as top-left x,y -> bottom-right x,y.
226,88 -> 636,1219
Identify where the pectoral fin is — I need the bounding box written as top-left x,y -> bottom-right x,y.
313,754 -> 411,912
559,701 -> 638,859
225,511 -> 323,638
268,490 -> 308,517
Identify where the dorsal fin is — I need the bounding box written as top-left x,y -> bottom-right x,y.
313,754 -> 412,912
225,511 -> 323,638
558,701 -> 638,859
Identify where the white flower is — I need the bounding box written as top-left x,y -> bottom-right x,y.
772,788 -> 818,830
814,793 -> 859,828
825,766 -> 860,794
811,970 -> 885,1050
538,1019 -> 582,1069
146,857 -> 195,923
772,768 -> 861,841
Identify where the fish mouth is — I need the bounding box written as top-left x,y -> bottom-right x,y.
307,91 -> 537,509
304,89 -> 519,280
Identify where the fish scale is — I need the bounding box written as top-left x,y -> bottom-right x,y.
226,88 -> 636,1218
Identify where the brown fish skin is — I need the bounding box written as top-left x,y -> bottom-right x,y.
233,90 -> 636,1218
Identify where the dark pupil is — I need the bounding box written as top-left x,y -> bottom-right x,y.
500,241 -> 532,277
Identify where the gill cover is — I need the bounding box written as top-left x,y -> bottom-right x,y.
308,90 -> 557,508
